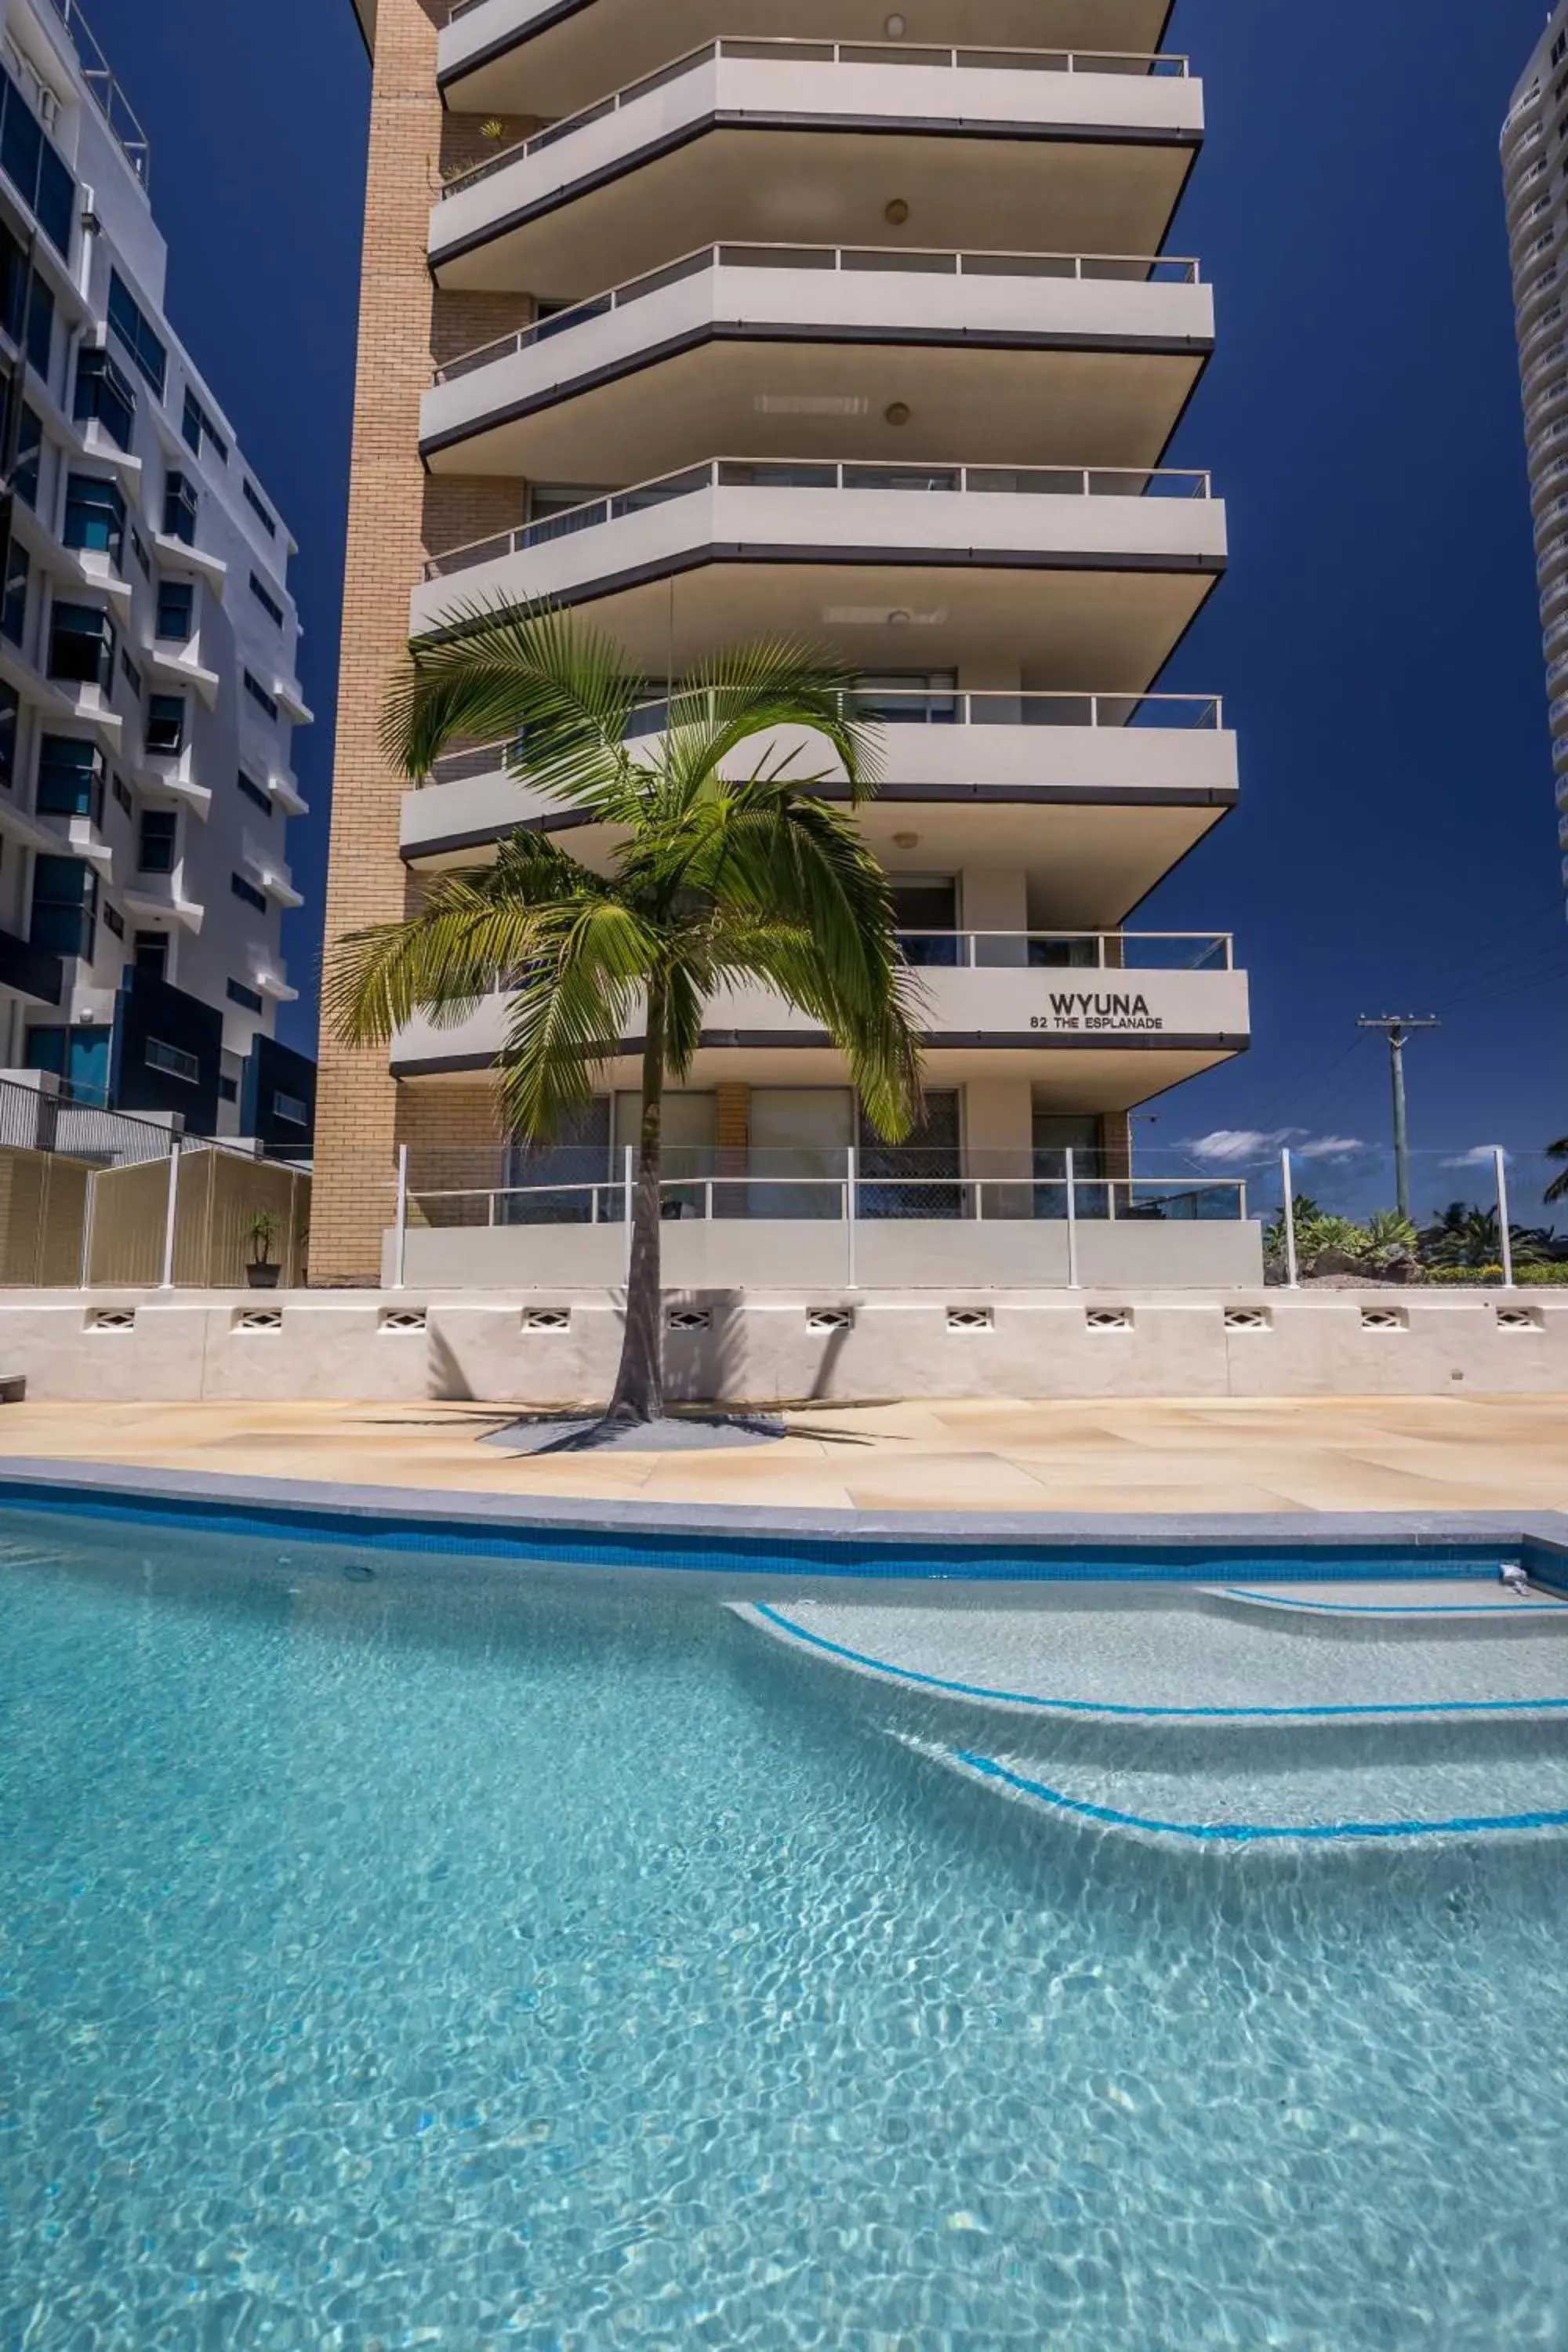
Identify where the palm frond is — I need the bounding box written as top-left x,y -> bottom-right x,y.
497,898 -> 656,1136
659,637 -> 881,814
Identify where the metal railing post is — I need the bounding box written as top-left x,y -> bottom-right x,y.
1495,1146 -> 1515,1290
158,1137 -> 182,1290
845,1142 -> 858,1287
623,1142 -> 634,1278
1280,1147 -> 1298,1289
392,1142 -> 408,1290
1065,1146 -> 1080,1289
78,1165 -> 96,1287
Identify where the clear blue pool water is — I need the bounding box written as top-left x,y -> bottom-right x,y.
5,1513 -> 1568,2349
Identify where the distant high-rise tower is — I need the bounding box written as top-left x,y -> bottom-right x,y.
1504,0 -> 1568,916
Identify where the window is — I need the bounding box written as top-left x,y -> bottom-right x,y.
162,469 -> 198,545
73,349 -> 136,452
0,677 -> 16,786
119,648 -> 141,700
29,854 -> 96,959
0,227 -> 55,380
107,270 -> 166,397
144,695 -> 186,757
132,929 -> 167,978
181,386 -> 227,464
5,394 -> 39,508
145,1036 -> 199,1084
227,976 -> 263,1012
36,735 -> 103,820
1,542 -> 25,646
64,474 -> 126,564
236,768 -> 271,816
129,526 -> 149,577
249,571 -> 285,628
154,579 -> 194,641
242,478 -> 277,537
242,669 -> 278,721
103,903 -> 123,939
47,601 -> 112,687
111,771 -> 132,814
218,1074 -> 238,1103
230,872 -> 266,913
1553,31 -> 1566,67
273,1091 -> 308,1127
0,64 -> 74,256
25,1022 -> 110,1101
137,808 -> 176,873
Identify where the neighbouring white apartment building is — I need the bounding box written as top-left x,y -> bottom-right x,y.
1504,0 -> 1568,918
0,0 -> 316,1154
316,0 -> 1250,1287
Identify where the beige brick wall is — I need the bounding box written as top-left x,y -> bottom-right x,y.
313,2 -> 529,1283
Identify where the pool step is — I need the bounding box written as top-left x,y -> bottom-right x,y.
1199,1581 -> 1568,1639
906,1736 -> 1568,1852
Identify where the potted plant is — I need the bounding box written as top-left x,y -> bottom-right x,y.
245,1209 -> 281,1289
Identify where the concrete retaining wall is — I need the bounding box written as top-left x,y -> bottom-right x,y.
1,1287 -> 1565,1403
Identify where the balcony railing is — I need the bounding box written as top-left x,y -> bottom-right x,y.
421,690 -> 1226,786
433,241 -> 1204,383
42,0 -> 150,189
424,456 -> 1216,579
474,929 -> 1233,992
438,36 -> 1192,196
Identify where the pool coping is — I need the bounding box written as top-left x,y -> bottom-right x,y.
1,1454 -> 1566,1579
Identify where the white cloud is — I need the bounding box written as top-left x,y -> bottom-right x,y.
1182,1128 -> 1370,1166
1294,1135 -> 1370,1161
1439,1147 -> 1500,1170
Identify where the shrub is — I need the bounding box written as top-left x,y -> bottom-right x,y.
1425,1262 -> 1568,1286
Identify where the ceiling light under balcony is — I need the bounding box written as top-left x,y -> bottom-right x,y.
884,401 -> 911,427
884,199 -> 909,226
753,393 -> 869,416
823,605 -> 947,626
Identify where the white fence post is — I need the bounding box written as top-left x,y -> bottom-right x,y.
78,1167 -> 97,1288
1280,1147 -> 1299,1290
158,1138 -> 182,1290
1065,1146 -> 1080,1289
393,1142 -> 408,1290
1495,1146 -> 1515,1290
845,1142 -> 858,1288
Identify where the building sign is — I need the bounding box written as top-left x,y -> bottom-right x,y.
1029,989 -> 1165,1035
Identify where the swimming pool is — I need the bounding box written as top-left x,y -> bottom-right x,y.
5,1508 -> 1568,2347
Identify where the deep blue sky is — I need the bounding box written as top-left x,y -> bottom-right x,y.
79,0 -> 1568,1175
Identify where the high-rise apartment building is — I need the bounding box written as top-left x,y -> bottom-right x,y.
1504,2 -> 1568,918
321,0 -> 1248,1284
0,0 -> 315,1153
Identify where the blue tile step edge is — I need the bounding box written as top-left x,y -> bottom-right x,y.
904,1738 -> 1568,1853
1197,1582 -> 1568,1639
2,1457 -> 1568,1583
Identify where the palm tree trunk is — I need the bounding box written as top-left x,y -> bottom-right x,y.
604,978 -> 666,1424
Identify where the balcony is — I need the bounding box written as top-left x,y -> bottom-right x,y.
423,242 -> 1214,481
390,928 -> 1250,1097
439,0 -> 1181,117
0,923 -> 64,1005
401,690 -> 1236,920
429,39 -> 1203,295
412,457 -> 1225,681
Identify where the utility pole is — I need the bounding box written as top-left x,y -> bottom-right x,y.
1357,1015 -> 1440,1221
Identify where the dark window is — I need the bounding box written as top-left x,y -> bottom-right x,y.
111,771 -> 132,814
242,478 -> 277,537
1,543 -> 26,646
128,526 -> 149,576
181,386 -> 228,463
0,677 -> 16,786
36,735 -> 103,820
132,929 -> 168,978
47,602 -> 112,688
107,270 -> 166,397
0,221 -> 55,376
273,1091 -> 308,1127
242,670 -> 278,720
144,695 -> 186,756
249,571 -> 285,628
5,394 -> 40,509
73,348 -> 136,452
119,649 -> 141,700
0,67 -> 74,256
23,268 -> 50,378
162,469 -> 197,545
137,808 -> 176,873
217,1074 -> 238,1103
103,902 -> 123,938
146,1035 -> 198,1083
30,854 -> 96,958
154,580 -> 193,641
227,977 -> 263,1012
237,768 -> 271,816
1554,31 -> 1567,67
25,1022 -> 109,1100
64,474 -> 125,564
230,873 -> 266,913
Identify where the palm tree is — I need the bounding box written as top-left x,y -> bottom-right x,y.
325,603 -> 924,1428
1547,1137 -> 1568,1205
